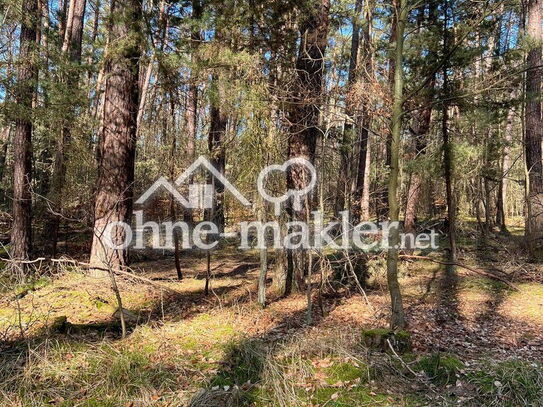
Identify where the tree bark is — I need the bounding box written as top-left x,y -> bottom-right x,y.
404,104 -> 432,235
285,0 -> 330,295
524,0 -> 543,257
442,0 -> 456,269
404,3 -> 437,235
386,0 -> 407,330
353,0 -> 374,223
496,107 -> 514,231
183,0 -> 202,224
0,127 -> 10,185
11,0 -> 39,262
207,75 -> 227,233
336,0 -> 362,217
89,0 -> 142,271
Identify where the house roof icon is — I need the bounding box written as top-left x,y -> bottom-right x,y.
135,156 -> 251,208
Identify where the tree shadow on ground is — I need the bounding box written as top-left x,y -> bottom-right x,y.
0,257 -> 262,389
187,304 -> 320,407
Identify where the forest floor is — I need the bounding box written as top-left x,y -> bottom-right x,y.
1,220 -> 543,406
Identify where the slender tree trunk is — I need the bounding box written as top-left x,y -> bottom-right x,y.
285,0 -> 330,295
11,0 -> 39,262
386,0 -> 406,329
353,1 -> 374,223
59,0 -> 68,44
524,0 -> 543,257
336,0 -> 362,217
360,135 -> 371,219
207,74 -> 227,233
0,127 -> 10,184
136,0 -> 168,133
442,0 -> 457,268
183,0 -> 202,224
257,197 -> 268,307
166,93 -> 182,280
405,105 -> 432,234
404,3 -> 437,235
89,0 -> 142,271
378,0 -> 397,220
44,0 -> 87,257
497,107 -> 514,231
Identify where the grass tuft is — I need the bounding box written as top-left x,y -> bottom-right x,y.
468,359 -> 543,406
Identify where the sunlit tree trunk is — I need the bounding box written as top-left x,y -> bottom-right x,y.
184,0 -> 202,224
11,0 -> 39,262
497,107 -> 514,231
89,0 -> 142,271
207,75 -> 227,233
405,104 -> 432,235
285,0 -> 330,295
386,0 -> 407,329
442,0 -> 456,270
353,0 -> 374,223
524,0 -> 543,257
336,0 -> 362,217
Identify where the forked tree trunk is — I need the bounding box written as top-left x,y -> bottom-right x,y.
285,0 -> 330,295
524,0 -> 543,257
386,0 -> 407,330
11,0 -> 39,262
44,0 -> 86,257
89,0 -> 142,271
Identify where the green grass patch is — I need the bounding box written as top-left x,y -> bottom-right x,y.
468,359 -> 543,406
415,353 -> 464,386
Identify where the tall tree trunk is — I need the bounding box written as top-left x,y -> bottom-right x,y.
496,107 -> 514,231
336,0 -> 362,217
167,92 -> 182,280
0,127 -> 10,185
285,0 -> 330,295
386,0 -> 407,330
207,75 -> 227,233
378,0 -> 397,220
11,0 -> 39,262
442,0 -> 456,268
404,3 -> 436,235
353,0 -> 374,223
183,0 -> 202,224
136,0 -> 168,134
89,0 -> 142,271
404,103 -> 432,235
360,136 -> 371,219
0,41 -> 14,193
524,0 -> 543,257
44,0 -> 87,257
